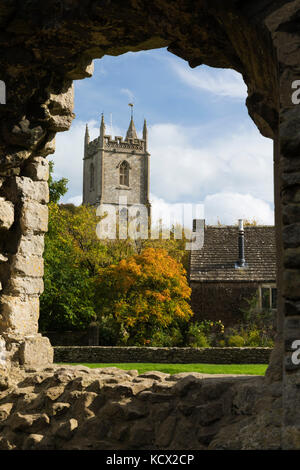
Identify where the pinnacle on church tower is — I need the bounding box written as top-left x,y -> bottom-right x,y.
143,118 -> 148,149
85,123 -> 90,144
100,113 -> 105,134
126,116 -> 138,140
100,113 -> 105,146
126,103 -> 138,140
84,124 -> 90,158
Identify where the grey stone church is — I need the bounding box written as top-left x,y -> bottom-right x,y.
83,114 -> 151,220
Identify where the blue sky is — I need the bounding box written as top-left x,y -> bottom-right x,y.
52,47 -> 274,226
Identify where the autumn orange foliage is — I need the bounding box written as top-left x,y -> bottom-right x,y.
95,247 -> 193,344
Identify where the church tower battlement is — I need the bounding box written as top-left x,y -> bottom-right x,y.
83,113 -> 151,219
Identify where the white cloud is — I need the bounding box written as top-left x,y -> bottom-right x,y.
204,192 -> 274,225
51,118 -> 274,226
49,120 -> 99,203
120,88 -> 135,103
150,194 -> 204,230
170,61 -> 247,99
149,122 -> 274,206
150,192 -> 273,228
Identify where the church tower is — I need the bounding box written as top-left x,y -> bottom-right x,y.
83,112 -> 151,220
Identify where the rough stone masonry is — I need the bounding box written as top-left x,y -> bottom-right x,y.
0,0 -> 299,449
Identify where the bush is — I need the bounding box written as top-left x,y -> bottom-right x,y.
186,322 -> 211,347
95,248 -> 193,345
189,332 -> 210,348
227,335 -> 245,347
150,327 -> 183,347
97,314 -> 129,346
185,320 -> 225,347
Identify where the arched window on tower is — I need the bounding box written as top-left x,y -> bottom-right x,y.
90,162 -> 94,190
119,161 -> 129,186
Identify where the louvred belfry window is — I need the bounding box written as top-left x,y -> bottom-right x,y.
120,161 -> 129,186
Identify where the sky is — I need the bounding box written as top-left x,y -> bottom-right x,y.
51,47 -> 274,227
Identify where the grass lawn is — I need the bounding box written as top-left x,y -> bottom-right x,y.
58,363 -> 268,375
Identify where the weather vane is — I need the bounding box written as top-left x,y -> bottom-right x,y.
128,102 -> 134,119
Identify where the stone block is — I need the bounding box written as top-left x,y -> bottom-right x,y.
22,434 -> 44,450
20,200 -> 48,233
283,223 -> 300,248
0,198 -> 14,229
280,107 -> 300,158
285,300 -> 300,316
55,418 -> 78,440
39,133 -> 56,157
23,157 -> 49,181
8,276 -> 44,295
14,177 -> 49,203
0,295 -> 39,334
195,402 -> 224,425
282,187 -> 300,204
49,84 -> 74,115
18,234 -> 45,256
283,204 -> 300,225
284,247 -> 300,268
283,269 -> 300,299
155,415 -> 177,447
10,412 -> 50,432
19,334 -> 53,367
48,84 -> 74,132
11,254 -> 44,277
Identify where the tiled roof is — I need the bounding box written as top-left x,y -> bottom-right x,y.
189,226 -> 276,282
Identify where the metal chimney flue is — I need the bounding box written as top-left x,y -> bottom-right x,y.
235,219 -> 247,268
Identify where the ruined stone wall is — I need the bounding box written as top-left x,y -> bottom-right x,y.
0,156 -> 53,369
0,365 -> 282,450
0,0 -> 280,373
0,0 -> 300,449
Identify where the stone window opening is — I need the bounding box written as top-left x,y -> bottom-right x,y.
119,160 -> 129,186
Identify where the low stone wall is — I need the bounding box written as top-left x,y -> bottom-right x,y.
53,346 -> 272,364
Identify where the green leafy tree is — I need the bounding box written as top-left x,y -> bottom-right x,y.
40,203 -> 99,330
48,160 -> 68,203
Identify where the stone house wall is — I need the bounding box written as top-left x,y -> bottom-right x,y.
190,281 -> 260,327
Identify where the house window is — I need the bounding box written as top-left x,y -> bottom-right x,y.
119,161 -> 129,186
90,162 -> 94,190
271,288 -> 277,309
260,285 -> 277,310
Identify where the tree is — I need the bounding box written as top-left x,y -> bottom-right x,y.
48,160 -> 68,203
40,203 -> 99,330
95,247 -> 193,345
40,203 -> 137,331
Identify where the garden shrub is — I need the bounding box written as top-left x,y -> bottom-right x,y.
227,335 -> 245,347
